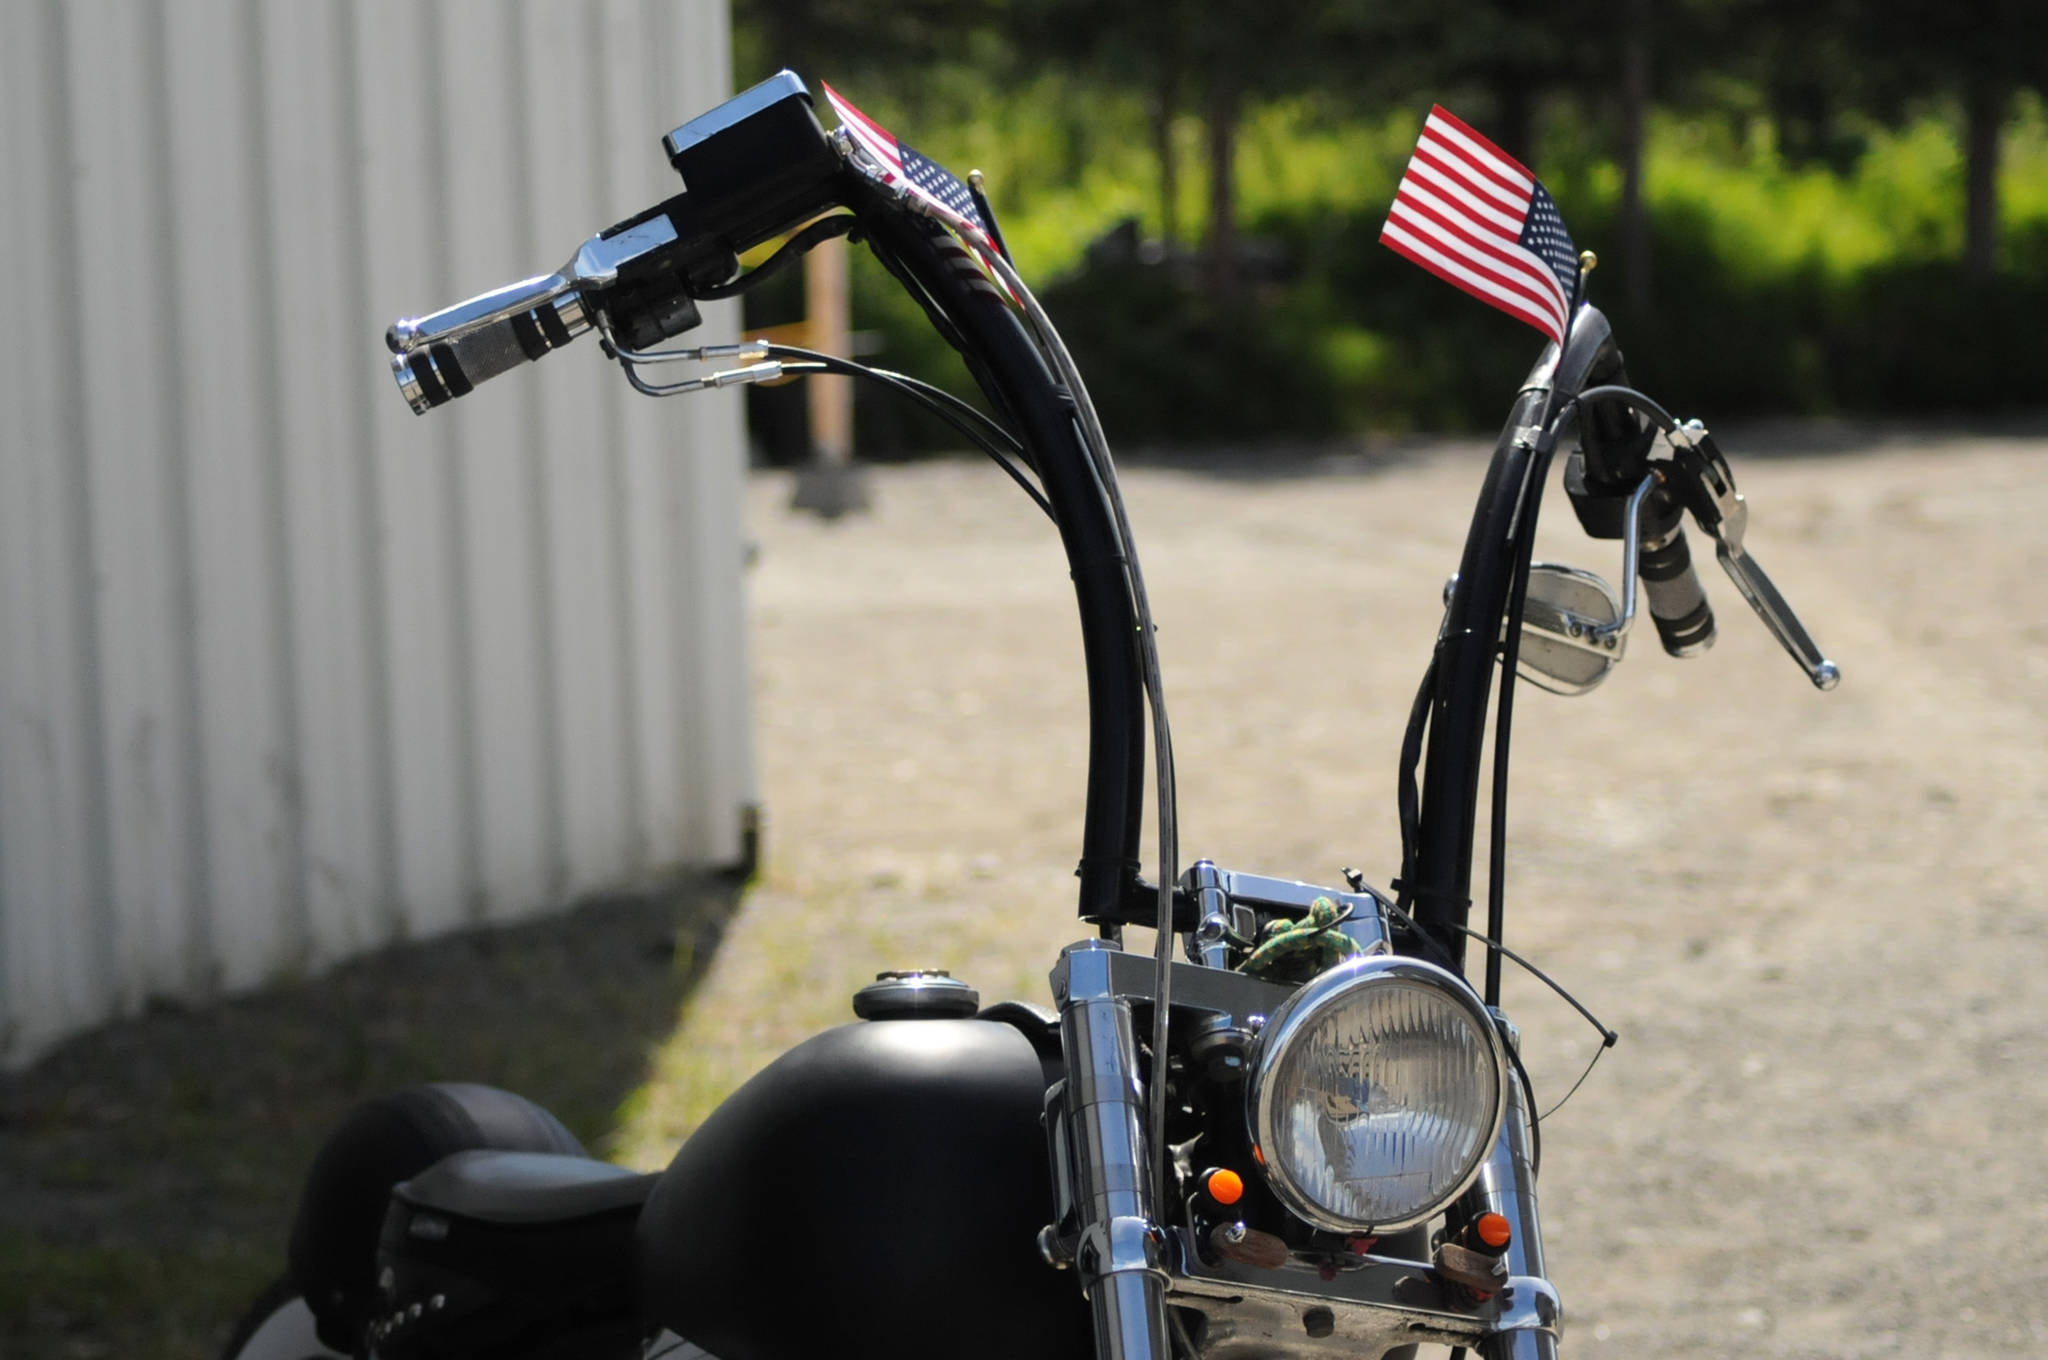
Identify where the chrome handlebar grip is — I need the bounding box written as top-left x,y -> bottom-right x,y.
387,211 -> 683,415
389,288 -> 591,414
1637,516 -> 1717,657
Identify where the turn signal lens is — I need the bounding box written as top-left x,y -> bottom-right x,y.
1206,1168 -> 1245,1206
1476,1212 -> 1512,1249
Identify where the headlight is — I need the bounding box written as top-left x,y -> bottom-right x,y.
1247,955 -> 1507,1232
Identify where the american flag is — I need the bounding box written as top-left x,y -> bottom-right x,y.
1380,105 -> 1580,345
819,82 -> 1013,301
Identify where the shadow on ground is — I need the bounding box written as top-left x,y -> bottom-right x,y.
0,871 -> 743,1360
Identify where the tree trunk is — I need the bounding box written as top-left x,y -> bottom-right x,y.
1962,74 -> 2006,281
1152,77 -> 1180,247
1490,78 -> 1537,168
1619,0 -> 1652,313
1204,74 -> 1240,301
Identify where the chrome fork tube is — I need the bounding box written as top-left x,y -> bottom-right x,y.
1055,941 -> 1170,1360
1462,1060 -> 1561,1360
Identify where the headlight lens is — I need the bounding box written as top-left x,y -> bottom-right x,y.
1247,955 -> 1506,1231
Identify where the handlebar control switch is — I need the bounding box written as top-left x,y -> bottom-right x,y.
661,70 -> 844,260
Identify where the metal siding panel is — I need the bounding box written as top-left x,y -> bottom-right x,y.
67,0 -> 207,1008
0,0 -> 748,1065
602,0 -> 689,871
262,0 -> 389,963
0,0 -> 112,1061
438,0 -> 555,924
523,1 -> 633,902
656,1 -> 753,864
354,0 -> 473,939
673,296 -> 755,865
161,0 -> 303,991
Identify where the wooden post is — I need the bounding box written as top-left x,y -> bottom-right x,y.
789,233 -> 869,516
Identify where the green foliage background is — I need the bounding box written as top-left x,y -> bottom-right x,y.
738,47 -> 2048,449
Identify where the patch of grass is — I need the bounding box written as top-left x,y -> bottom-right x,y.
0,873 -> 742,1360
0,1230 -> 273,1360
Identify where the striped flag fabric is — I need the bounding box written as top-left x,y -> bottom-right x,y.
1380,106 -> 1581,344
819,82 -> 1014,302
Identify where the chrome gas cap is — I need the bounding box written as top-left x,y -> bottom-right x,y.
852,969 -> 981,1020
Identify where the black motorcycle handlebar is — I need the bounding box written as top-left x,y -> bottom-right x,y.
850,199 -> 1148,921
385,74 -> 1153,924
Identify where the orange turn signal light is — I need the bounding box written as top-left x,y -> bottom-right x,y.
1205,1168 -> 1246,1206
1476,1212 -> 1512,1250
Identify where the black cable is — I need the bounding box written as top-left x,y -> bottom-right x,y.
677,211 -> 1048,515
966,175 -> 1013,265
1504,1033 -> 1543,1176
694,214 -> 855,300
1395,655 -> 1436,916
1379,897 -> 1618,1051
763,343 -> 1028,460
1375,897 -> 1464,977
687,211 -> 1038,511
1538,1040 -> 1613,1123
758,343 -> 1054,522
1572,382 -> 1679,435
1484,431 -> 1555,1007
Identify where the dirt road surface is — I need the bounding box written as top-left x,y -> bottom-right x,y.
623,430 -> 2047,1359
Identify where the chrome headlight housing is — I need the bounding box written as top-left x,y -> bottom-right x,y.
1247,955 -> 1508,1232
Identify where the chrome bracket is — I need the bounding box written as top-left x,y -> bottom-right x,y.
1589,472 -> 1657,644
1076,1215 -> 1173,1286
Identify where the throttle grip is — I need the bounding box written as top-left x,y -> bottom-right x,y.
1637,518 -> 1716,656
389,282 -> 591,414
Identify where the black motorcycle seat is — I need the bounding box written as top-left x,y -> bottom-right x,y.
393,1149 -> 658,1226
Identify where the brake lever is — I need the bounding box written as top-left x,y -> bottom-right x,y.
1657,420 -> 1841,690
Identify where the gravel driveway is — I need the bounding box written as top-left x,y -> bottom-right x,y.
624,429 -> 2048,1359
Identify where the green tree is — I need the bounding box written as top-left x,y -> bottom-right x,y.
1011,1 -> 1383,299
1735,0 -> 2045,278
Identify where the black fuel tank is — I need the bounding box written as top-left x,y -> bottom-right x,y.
637,1018 -> 1090,1360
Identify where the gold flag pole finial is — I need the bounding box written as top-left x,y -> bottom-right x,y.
1579,249 -> 1599,275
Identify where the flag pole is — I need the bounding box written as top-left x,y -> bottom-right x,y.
1539,249 -> 1599,435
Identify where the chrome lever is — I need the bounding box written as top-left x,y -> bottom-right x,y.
387,272 -> 576,354
386,213 -> 684,355
1662,420 -> 1840,691
1715,542 -> 1841,689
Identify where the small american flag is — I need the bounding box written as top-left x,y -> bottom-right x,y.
1380,106 -> 1580,345
820,82 -> 1013,301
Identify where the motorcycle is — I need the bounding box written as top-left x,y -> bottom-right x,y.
221,72 -> 1837,1360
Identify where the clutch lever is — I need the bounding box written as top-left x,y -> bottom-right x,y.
1659,421 -> 1841,691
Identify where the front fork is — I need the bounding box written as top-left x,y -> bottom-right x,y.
1464,1054 -> 1562,1360
1053,940 -> 1175,1360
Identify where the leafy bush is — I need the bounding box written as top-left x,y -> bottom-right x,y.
772,92 -> 2048,453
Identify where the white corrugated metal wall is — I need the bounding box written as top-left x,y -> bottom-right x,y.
0,0 -> 755,1068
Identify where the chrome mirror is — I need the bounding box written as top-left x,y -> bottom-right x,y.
1516,564 -> 1625,695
